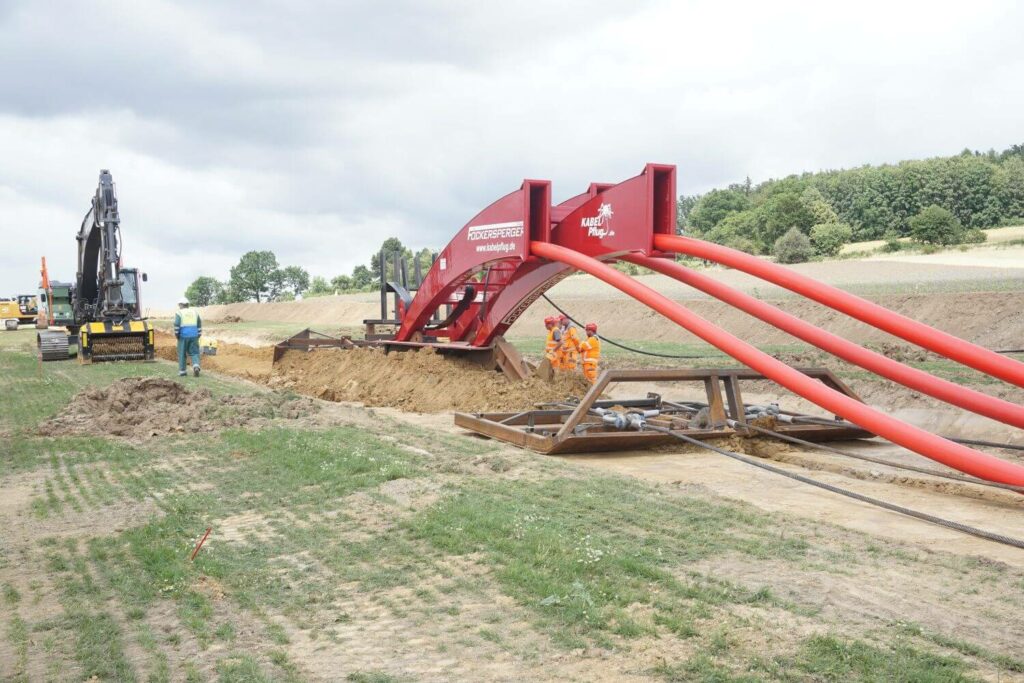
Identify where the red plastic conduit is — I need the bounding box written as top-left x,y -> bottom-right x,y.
654,234 -> 1024,389
531,241 -> 1024,486
624,254 -> 1024,430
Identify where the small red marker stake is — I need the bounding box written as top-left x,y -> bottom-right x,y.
190,527 -> 212,561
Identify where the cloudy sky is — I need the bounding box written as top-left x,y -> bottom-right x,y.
2,0 -> 1022,308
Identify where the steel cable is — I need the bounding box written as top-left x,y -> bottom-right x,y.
643,423 -> 1024,550
728,419 -> 1024,494
541,294 -> 709,359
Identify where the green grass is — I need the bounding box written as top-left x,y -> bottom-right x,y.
823,277 -> 1024,298
3,336 -> 1022,680
7,616 -> 29,682
215,654 -> 276,682
895,622 -> 1024,673
346,672 -> 405,683
653,634 -> 979,682
406,475 -> 801,645
790,635 -> 976,682
68,610 -> 137,681
3,582 -> 21,604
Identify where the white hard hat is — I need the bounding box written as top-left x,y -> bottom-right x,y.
178,298 -> 189,305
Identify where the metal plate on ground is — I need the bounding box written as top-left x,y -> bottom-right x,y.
455,367 -> 872,454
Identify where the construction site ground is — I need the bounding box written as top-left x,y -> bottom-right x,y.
3,257 -> 1024,681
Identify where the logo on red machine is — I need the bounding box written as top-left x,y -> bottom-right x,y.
466,220 -> 524,254
580,203 -> 615,238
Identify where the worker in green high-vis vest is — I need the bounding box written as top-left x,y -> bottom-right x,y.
173,298 -> 203,377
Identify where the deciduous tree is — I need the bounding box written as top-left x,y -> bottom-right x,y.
229,250 -> 279,303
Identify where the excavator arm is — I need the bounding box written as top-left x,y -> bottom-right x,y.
75,169 -> 137,322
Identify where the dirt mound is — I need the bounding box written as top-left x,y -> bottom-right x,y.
39,377 -> 318,439
270,347 -> 593,413
153,332 -> 273,381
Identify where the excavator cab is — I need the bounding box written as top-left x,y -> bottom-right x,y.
16,294 -> 38,321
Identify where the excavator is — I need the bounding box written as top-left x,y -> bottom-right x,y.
0,294 -> 38,329
37,170 -> 154,362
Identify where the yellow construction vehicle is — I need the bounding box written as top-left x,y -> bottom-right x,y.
0,299 -> 21,330
37,170 -> 154,362
0,294 -> 39,329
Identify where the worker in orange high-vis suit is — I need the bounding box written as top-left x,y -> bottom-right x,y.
544,316 -> 562,368
557,314 -> 581,372
580,322 -> 601,383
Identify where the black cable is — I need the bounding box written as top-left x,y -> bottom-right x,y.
789,415 -> 1024,453
541,293 -> 709,359
643,423 -> 1024,550
730,419 -> 1024,494
944,436 -> 1024,452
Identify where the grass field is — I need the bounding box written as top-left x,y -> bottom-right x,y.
2,328 -> 1023,681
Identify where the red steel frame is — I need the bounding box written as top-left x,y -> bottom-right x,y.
387,163 -> 1024,486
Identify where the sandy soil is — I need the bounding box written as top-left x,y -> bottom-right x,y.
154,327 -> 593,414
154,331 -> 275,381
270,345 -> 592,412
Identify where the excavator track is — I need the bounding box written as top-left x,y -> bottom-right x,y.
37,330 -> 70,361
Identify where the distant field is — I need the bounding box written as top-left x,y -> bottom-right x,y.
840,224 -> 1024,255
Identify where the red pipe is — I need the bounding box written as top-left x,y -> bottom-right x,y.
625,254 -> 1024,430
654,234 -> 1024,389
531,241 -> 1024,486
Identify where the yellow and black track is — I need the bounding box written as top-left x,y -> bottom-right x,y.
79,320 -> 155,363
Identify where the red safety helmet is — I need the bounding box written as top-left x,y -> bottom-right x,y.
544,316 -> 555,326
558,314 -> 569,324
585,322 -> 597,333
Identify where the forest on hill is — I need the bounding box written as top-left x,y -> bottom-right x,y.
679,144 -> 1024,260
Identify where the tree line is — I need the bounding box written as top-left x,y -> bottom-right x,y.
184,237 -> 434,306
679,144 -> 1024,261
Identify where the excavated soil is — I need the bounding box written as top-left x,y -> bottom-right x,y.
151,331 -> 592,413
39,377 -> 319,439
153,331 -> 274,381
270,346 -> 593,412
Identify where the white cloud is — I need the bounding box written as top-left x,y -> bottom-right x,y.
1,0 -> 1022,306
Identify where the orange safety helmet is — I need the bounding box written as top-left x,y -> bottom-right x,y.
585,322 -> 597,333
